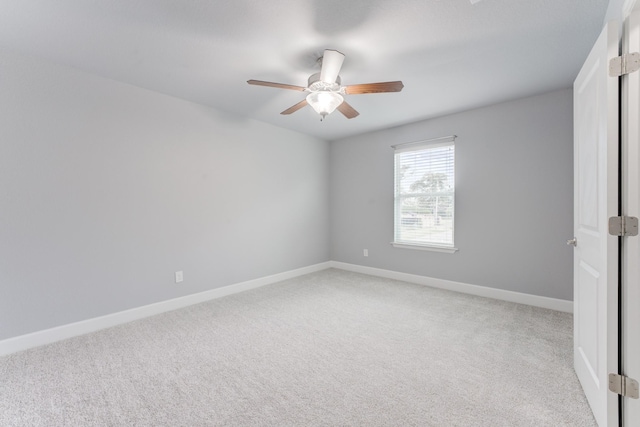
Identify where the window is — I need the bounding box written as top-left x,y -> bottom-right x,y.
392,136 -> 457,252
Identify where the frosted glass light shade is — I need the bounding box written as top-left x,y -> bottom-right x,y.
306,91 -> 344,119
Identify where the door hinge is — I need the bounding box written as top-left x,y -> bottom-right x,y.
609,52 -> 640,77
608,216 -> 639,236
609,373 -> 640,399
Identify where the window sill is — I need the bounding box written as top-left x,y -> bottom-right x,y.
391,242 -> 459,254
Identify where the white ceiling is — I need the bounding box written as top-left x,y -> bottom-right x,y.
0,0 -> 608,141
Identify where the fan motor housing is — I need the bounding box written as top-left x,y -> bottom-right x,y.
307,72 -> 341,92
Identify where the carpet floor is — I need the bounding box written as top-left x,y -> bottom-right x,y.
0,268 -> 596,426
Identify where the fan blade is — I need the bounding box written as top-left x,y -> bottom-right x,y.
320,49 -> 345,84
337,101 -> 359,119
247,80 -> 306,91
280,99 -> 308,115
344,81 -> 404,95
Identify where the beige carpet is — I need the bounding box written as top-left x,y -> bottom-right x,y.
0,268 -> 596,426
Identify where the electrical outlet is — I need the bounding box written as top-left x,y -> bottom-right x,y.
175,271 -> 184,283
363,249 -> 368,257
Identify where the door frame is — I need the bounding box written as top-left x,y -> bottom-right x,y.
621,1 -> 640,425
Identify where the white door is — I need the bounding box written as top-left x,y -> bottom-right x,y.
573,21 -> 619,427
623,7 -> 640,426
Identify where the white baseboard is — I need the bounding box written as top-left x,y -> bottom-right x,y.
0,262 -> 331,357
329,261 -> 573,313
0,260 -> 572,357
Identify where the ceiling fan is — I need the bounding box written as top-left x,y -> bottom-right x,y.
247,49 -> 404,121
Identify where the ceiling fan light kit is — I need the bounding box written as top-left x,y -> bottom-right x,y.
247,49 -> 403,121
306,92 -> 344,120
306,72 -> 344,120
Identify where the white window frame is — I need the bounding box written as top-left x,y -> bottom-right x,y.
391,135 -> 458,253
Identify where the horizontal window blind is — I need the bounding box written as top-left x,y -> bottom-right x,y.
393,136 -> 455,247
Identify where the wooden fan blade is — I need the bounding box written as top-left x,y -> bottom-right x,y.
247,80 -> 306,91
337,101 -> 359,119
344,81 -> 404,95
280,99 -> 308,115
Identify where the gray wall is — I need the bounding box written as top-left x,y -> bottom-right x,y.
0,49 -> 330,340
0,45 -> 575,342
330,89 -> 574,300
